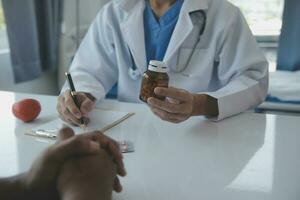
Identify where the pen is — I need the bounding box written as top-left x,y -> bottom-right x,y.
65,72 -> 85,127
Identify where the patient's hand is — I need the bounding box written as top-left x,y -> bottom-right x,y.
58,130 -> 126,200
58,149 -> 116,200
0,127 -> 126,200
22,127 -> 103,200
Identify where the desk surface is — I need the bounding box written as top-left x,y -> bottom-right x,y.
1,91 -> 300,200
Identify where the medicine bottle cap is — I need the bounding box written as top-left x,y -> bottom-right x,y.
148,60 -> 168,73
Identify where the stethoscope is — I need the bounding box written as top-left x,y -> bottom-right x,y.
128,10 -> 207,80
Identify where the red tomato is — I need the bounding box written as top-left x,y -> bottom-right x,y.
12,99 -> 41,122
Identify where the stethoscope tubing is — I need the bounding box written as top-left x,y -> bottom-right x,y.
128,10 -> 207,80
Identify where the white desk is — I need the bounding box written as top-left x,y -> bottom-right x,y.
1,91 -> 300,200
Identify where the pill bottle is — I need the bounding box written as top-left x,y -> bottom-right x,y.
139,60 -> 169,103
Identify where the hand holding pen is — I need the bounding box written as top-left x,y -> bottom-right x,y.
57,73 -> 96,127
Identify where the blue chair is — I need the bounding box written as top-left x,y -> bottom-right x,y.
257,0 -> 300,111
265,0 -> 300,104
277,0 -> 300,71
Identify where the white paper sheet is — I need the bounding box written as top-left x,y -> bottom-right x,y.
28,109 -> 131,136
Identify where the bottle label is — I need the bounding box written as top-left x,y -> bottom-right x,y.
148,60 -> 168,73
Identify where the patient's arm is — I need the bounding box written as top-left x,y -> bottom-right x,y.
0,175 -> 29,200
0,174 -> 59,200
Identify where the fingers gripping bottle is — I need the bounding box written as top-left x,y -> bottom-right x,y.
139,60 -> 169,103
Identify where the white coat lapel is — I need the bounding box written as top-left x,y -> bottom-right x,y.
164,0 -> 208,71
119,0 -> 147,73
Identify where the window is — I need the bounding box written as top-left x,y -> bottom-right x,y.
228,0 -> 284,72
0,1 -> 9,52
0,2 -> 14,92
228,0 -> 284,38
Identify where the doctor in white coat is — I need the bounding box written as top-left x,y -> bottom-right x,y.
57,0 -> 268,125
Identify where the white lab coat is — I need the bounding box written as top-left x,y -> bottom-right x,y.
62,0 -> 268,121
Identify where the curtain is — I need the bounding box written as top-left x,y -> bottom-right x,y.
277,0 -> 300,71
2,0 -> 63,83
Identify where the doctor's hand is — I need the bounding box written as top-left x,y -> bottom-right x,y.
147,87 -> 219,123
57,90 -> 96,126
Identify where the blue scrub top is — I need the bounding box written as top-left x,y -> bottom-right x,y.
144,0 -> 184,64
